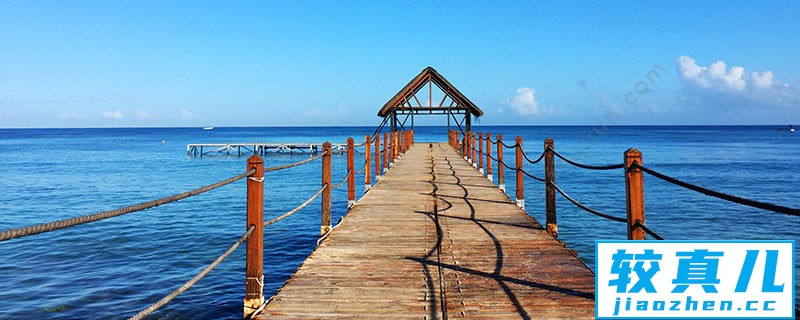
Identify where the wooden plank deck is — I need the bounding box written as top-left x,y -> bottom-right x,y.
257,142 -> 595,319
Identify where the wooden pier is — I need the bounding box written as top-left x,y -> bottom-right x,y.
186,142 -> 348,157
257,142 -> 595,319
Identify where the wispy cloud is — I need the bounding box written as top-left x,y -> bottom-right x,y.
303,107 -> 348,118
676,55 -> 798,108
180,109 -> 195,119
59,112 -> 85,119
101,110 -> 124,119
136,109 -> 155,119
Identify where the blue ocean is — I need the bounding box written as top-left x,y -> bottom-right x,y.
0,126 -> 797,319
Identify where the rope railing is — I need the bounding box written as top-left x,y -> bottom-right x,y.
2,125 -> 411,319
132,183 -> 328,319
630,162 -> 800,217
128,225 -> 256,320
549,147 -> 625,170
447,129 -> 798,243
520,168 -> 546,183
501,141 -> 517,149
633,220 -> 665,240
0,169 -> 256,242
331,169 -> 351,189
550,182 -> 627,223
264,152 -> 326,172
265,185 -> 327,228
522,149 -> 545,165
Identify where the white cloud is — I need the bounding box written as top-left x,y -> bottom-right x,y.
506,87 -> 541,115
677,55 -> 779,92
59,112 -> 85,119
101,110 -> 123,119
676,55 -> 798,108
751,71 -> 774,89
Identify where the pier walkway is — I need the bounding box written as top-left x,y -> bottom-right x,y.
257,142 -> 595,319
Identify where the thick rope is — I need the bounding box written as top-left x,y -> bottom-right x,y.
355,159 -> 369,174
549,147 -> 625,170
520,169 -> 546,183
548,148 -> 625,170
264,185 -> 326,227
501,141 -> 518,149
499,159 -> 517,171
551,182 -> 627,223
331,169 -> 351,189
263,152 -> 325,172
633,220 -> 666,240
522,150 -> 545,165
128,225 -> 255,320
0,169 -> 256,242
631,163 -> 800,217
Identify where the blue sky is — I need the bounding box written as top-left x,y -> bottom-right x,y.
1,1 -> 799,128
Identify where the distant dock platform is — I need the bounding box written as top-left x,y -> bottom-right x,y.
187,143 -> 349,157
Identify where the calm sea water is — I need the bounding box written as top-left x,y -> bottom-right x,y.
0,126 -> 797,319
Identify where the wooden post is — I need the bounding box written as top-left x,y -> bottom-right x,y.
625,148 -> 646,240
347,138 -> 355,207
365,135 -> 371,192
486,133 -> 492,182
478,133 -> 484,174
497,134 -> 505,191
374,134 -> 381,182
244,155 -> 264,317
461,132 -> 466,157
382,132 -> 388,173
515,136 -> 524,208
390,132 -> 395,165
471,132 -> 477,167
321,142 -> 332,235
544,138 -> 557,237
398,131 -> 403,155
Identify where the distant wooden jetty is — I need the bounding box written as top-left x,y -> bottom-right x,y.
186,142 -> 348,156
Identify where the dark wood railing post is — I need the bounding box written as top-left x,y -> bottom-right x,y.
382,132 -> 388,173
625,148 -> 646,240
515,136 -> 524,208
390,131 -> 396,165
397,131 -> 402,155
374,134 -> 381,181
347,137 -> 355,207
402,130 -> 406,153
365,135 -> 371,192
471,132 -> 477,168
244,155 -> 264,316
478,133 -> 484,174
321,142 -> 332,236
486,132 -> 492,182
497,134 -> 505,191
461,132 -> 467,158
544,138 -> 557,237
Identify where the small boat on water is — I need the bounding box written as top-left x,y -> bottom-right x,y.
203,126 -> 215,130
790,124 -> 794,132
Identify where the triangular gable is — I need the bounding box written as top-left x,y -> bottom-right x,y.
377,67 -> 484,117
